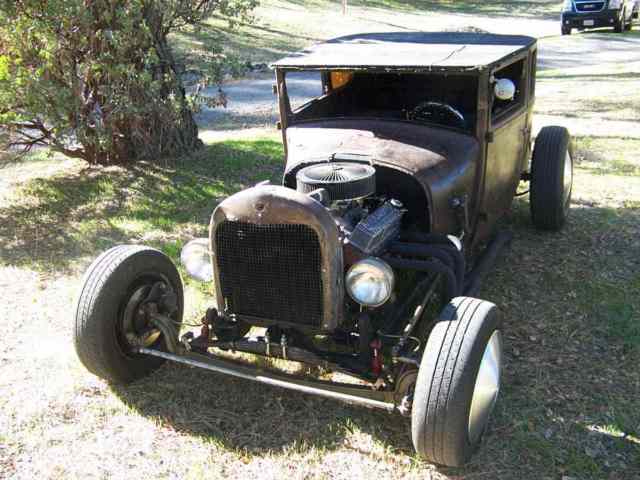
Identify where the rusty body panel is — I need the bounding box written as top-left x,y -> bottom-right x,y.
273,33 -> 538,247
209,185 -> 344,332
482,109 -> 529,227
473,49 -> 536,241
282,120 -> 479,235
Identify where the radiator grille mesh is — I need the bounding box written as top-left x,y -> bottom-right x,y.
575,1 -> 605,12
215,221 -> 324,326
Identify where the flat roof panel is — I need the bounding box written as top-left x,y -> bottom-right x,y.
272,32 -> 536,70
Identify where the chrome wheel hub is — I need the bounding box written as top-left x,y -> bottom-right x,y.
468,330 -> 503,444
563,150 -> 573,205
122,285 -> 162,349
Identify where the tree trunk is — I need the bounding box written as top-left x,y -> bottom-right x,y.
150,34 -> 203,160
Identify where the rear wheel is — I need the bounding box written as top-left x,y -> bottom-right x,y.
411,297 -> 502,467
530,126 -> 573,231
74,245 -> 184,383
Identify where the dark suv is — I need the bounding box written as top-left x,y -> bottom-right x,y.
561,0 -> 636,34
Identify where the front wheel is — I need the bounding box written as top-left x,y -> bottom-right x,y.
561,26 -> 571,35
530,126 -> 573,231
74,245 -> 184,383
411,297 -> 502,467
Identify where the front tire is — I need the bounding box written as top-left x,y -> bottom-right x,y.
530,126 -> 573,231
74,245 -> 184,383
411,297 -> 502,467
561,26 -> 571,35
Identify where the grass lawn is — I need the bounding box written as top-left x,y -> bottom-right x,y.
1,133 -> 639,479
172,0 -> 561,69
2,2 -> 640,479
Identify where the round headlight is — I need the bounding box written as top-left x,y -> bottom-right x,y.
346,258 -> 395,307
180,238 -> 213,282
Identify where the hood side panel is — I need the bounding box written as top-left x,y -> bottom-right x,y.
284,120 -> 479,234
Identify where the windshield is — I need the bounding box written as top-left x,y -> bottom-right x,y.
284,70 -> 479,132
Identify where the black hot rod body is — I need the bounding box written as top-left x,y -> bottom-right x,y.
73,33 -> 574,467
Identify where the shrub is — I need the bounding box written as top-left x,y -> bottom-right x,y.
0,0 -> 256,164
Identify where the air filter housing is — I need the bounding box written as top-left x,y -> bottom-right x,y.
296,162 -> 376,202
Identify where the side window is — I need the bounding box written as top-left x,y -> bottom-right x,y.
285,71 -> 323,112
491,58 -> 526,123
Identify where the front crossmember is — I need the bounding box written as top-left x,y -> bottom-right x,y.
136,346 -> 398,412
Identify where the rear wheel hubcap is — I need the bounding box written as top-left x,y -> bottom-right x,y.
468,330 -> 503,444
563,150 -> 573,205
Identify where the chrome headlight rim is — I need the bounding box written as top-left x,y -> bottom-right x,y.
180,237 -> 213,282
345,257 -> 395,307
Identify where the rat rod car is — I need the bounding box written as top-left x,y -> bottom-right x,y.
74,33 -> 573,467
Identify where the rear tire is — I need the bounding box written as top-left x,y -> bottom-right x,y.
411,297 -> 502,467
530,126 -> 573,231
615,11 -> 625,32
74,245 -> 184,383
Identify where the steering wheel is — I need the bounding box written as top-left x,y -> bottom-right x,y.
408,102 -> 466,129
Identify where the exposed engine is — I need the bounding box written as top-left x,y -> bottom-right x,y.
295,162 -> 404,256
206,159 -> 465,355
188,159 -> 468,386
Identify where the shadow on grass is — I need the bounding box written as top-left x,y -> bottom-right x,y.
111,365 -> 416,457
108,195 -> 639,478
0,139 -> 284,273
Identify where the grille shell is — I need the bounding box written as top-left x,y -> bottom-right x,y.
215,221 -> 324,327
575,1 -> 605,12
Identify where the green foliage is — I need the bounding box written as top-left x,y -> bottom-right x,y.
0,0 -> 257,165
